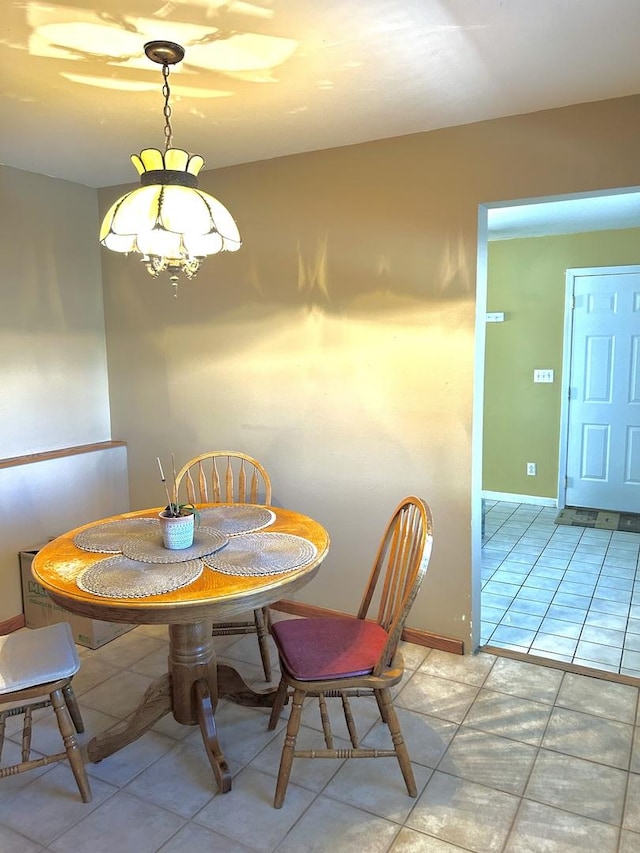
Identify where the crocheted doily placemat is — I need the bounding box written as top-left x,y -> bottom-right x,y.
198,505 -> 275,536
74,518 -> 158,553
202,533 -> 317,576
121,530 -> 229,564
77,556 -> 203,598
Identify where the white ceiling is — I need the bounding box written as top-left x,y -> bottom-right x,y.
3,1 -> 640,234
487,189 -> 640,240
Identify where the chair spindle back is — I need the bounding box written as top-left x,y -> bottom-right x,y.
357,496 -> 433,674
174,451 -> 272,506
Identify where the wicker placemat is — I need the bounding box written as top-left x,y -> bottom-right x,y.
202,533 -> 317,576
77,556 -> 203,598
121,530 -> 229,564
198,505 -> 276,536
74,518 -> 158,553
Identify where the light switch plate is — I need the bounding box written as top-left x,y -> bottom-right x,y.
533,369 -> 554,383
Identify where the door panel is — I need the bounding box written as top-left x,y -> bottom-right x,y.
580,424 -> 609,480
627,427 -> 640,483
565,268 -> 640,512
584,335 -> 613,402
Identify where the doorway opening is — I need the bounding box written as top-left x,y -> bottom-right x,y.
472,187 -> 640,677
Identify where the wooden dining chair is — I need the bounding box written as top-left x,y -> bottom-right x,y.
174,451 -> 274,680
267,495 -> 433,808
0,622 -> 92,802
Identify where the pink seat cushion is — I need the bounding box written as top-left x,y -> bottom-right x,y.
271,617 -> 389,681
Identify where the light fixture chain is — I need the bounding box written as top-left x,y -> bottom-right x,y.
161,62 -> 173,152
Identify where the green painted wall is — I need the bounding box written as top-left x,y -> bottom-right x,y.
483,228 -> 640,499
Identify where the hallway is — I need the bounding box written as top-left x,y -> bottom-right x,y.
481,500 -> 640,678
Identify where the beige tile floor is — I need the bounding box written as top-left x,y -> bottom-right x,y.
481,501 -> 640,676
2,616 -> 640,852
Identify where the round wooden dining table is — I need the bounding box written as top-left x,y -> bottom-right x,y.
31,504 -> 330,793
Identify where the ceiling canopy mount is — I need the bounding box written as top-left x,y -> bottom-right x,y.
144,40 -> 185,67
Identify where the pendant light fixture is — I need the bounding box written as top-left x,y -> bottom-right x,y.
99,40 -> 241,296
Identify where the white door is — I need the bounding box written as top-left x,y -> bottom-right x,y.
564,266 -> 640,512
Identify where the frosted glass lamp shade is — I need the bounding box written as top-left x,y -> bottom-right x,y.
100,148 -> 241,289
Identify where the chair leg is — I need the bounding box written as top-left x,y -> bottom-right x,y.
62,683 -> 85,733
253,608 -> 272,681
340,692 -> 358,748
268,679 -> 288,730
274,687 -> 305,808
318,693 -> 334,748
0,710 -> 6,760
21,706 -> 33,763
376,688 -> 416,797
50,688 -> 92,803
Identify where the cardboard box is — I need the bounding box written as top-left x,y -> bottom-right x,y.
20,550 -> 134,649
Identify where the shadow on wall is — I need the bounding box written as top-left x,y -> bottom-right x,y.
98,127 -> 478,317
102,225 -> 475,324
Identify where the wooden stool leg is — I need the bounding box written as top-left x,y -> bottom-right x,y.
62,684 -> 84,733
274,687 -> 305,808
377,688 -> 416,797
253,608 -> 272,681
50,688 -> 92,803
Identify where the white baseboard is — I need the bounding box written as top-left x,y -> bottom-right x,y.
482,491 -> 557,507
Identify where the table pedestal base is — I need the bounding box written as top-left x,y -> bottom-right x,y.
86,621 -> 277,793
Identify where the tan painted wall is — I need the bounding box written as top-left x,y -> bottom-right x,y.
99,94 -> 640,650
0,166 -> 111,456
484,229 -> 640,499
0,166 -> 128,623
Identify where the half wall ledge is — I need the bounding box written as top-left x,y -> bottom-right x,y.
0,441 -> 127,470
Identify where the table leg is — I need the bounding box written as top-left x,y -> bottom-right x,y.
195,679 -> 231,793
170,622 -> 233,792
87,620 -> 277,791
86,674 -> 171,763
87,621 -> 217,764
218,664 -> 279,707
168,622 -> 218,724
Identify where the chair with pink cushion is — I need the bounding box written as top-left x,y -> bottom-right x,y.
267,495 -> 433,808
